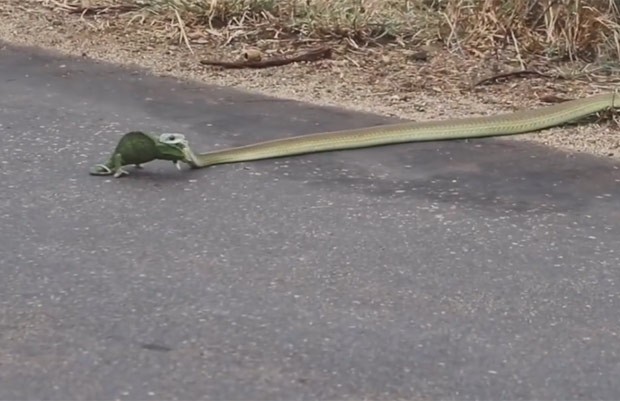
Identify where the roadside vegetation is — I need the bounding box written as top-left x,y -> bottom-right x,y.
59,0 -> 620,62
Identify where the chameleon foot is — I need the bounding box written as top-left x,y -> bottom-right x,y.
89,164 -> 128,178
113,167 -> 130,178
89,164 -> 113,176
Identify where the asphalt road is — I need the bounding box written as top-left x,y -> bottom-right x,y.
2,42 -> 620,400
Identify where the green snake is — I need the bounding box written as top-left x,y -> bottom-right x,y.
90,92 -> 618,177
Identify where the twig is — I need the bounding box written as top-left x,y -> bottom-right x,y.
45,0 -> 74,11
510,30 -> 525,70
441,11 -> 464,55
529,0 -> 560,32
200,47 -> 332,69
474,70 -> 561,86
66,4 -> 138,16
174,8 -> 194,55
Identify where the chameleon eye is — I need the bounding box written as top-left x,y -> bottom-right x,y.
168,135 -> 176,140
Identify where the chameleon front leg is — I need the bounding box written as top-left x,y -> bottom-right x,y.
112,153 -> 130,178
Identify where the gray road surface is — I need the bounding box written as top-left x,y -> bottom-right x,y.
1,42 -> 620,400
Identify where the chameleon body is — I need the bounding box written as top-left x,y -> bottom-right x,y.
89,131 -> 190,177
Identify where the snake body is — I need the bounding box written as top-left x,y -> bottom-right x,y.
183,92 -> 618,168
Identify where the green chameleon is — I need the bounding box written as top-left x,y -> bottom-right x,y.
89,131 -> 191,178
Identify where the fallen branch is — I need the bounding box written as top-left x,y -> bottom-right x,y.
66,4 -> 139,16
474,70 -> 561,87
200,47 -> 332,69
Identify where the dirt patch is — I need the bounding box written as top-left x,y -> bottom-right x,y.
1,0 -> 619,160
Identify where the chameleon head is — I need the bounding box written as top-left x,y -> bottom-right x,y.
156,133 -> 191,163
158,133 -> 200,167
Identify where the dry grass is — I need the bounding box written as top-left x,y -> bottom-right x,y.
66,0 -> 620,62
35,0 -> 620,67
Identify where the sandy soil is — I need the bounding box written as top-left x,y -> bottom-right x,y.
1,1 -> 619,160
